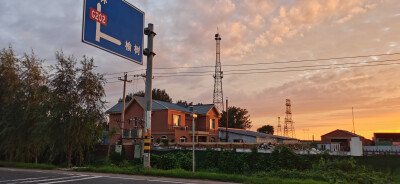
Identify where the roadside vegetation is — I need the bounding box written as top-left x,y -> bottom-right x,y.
0,46 -> 397,183
77,145 -> 395,184
0,46 -> 106,168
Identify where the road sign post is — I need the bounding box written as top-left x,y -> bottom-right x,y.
82,0 -> 144,64
82,0 -> 152,168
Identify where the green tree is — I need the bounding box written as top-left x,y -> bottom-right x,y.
48,51 -> 80,168
120,88 -> 172,103
0,46 -> 22,162
18,51 -> 49,164
219,106 -> 252,129
75,56 -> 106,165
257,125 -> 274,134
49,52 -> 106,167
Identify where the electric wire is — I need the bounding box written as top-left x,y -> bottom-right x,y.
102,52 -> 400,76
103,58 -> 400,80
153,61 -> 400,78
150,58 -> 400,75
151,52 -> 400,70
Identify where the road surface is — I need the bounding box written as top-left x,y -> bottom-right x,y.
0,167 -> 237,184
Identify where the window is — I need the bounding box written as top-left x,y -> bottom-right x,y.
161,136 -> 167,140
123,129 -> 129,138
133,117 -> 138,128
151,136 -> 154,143
173,114 -> 181,126
210,137 -> 215,142
180,136 -> 187,142
131,128 -> 138,138
210,119 -> 215,129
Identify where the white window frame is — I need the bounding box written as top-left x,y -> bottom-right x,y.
210,137 -> 215,142
161,135 -> 167,140
180,136 -> 187,142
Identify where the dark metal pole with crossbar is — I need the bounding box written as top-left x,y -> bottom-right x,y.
143,23 -> 156,169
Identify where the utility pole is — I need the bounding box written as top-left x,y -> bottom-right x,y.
225,97 -> 228,142
118,72 -> 132,149
143,23 -> 156,169
352,107 -> 355,134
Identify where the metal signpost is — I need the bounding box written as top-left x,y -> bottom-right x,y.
82,0 -> 144,64
82,0 -> 155,168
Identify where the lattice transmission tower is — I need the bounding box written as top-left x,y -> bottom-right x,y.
213,32 -> 224,112
284,99 -> 295,138
277,117 -> 282,136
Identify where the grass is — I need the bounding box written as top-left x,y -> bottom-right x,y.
0,161 -> 56,170
76,166 -> 328,184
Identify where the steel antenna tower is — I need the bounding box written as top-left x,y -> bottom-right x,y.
284,99 -> 295,138
213,31 -> 224,112
277,117 -> 282,136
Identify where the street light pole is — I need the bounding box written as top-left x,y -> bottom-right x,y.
143,23 -> 156,169
190,107 -> 197,173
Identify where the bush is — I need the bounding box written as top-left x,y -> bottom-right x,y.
158,153 -> 179,170
109,150 -> 126,166
176,152 -> 192,171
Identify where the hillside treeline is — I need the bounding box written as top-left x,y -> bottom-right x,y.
0,46 -> 106,167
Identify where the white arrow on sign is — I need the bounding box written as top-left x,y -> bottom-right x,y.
95,2 -> 121,46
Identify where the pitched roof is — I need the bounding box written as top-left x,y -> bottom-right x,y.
193,104 -> 216,115
106,101 -> 129,113
321,129 -> 364,139
106,96 -> 218,115
218,128 -> 297,140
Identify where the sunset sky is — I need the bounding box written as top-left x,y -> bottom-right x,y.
1,0 -> 399,140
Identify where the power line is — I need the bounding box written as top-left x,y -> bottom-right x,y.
151,52 -> 400,70
153,61 -> 400,78
102,52 -> 400,75
149,58 -> 400,75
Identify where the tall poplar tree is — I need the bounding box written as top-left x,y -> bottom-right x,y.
0,46 -> 22,161
48,51 -> 79,168
75,56 -> 106,165
19,51 -> 49,163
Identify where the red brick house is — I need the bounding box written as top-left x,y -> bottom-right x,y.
321,129 -> 372,151
106,96 -> 221,144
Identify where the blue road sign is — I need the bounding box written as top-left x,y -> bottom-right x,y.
82,0 -> 144,64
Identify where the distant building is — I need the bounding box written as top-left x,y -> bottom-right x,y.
106,96 -> 221,144
373,133 -> 400,146
218,128 -> 297,144
320,129 -> 372,151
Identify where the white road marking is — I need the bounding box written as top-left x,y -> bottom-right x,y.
16,175 -> 86,183
39,176 -> 102,184
107,176 -> 144,181
0,177 -> 49,183
147,179 -> 195,184
105,176 -> 196,184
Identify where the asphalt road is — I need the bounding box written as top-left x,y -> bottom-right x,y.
0,168 -> 236,184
